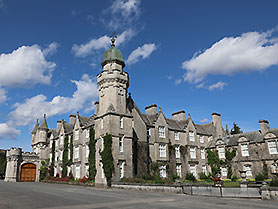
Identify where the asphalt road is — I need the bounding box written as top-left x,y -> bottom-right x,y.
0,181 -> 277,209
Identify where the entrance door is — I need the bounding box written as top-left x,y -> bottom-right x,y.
20,163 -> 36,182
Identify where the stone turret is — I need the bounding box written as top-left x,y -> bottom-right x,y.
5,148 -> 22,182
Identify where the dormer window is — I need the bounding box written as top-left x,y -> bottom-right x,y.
174,132 -> 179,140
75,130 -> 79,141
241,144 -> 249,157
268,141 -> 278,154
189,131 -> 195,142
218,147 -> 225,159
158,126 -> 165,138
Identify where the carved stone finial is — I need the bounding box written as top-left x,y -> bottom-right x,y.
111,32 -> 117,47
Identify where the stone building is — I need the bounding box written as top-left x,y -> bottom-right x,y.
5,38 -> 278,185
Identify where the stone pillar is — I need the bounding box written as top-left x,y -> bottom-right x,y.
4,148 -> 22,182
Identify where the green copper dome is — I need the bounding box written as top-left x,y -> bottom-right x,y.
101,46 -> 125,68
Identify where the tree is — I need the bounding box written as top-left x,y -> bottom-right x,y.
62,136 -> 69,177
0,151 -> 6,178
230,122 -> 242,135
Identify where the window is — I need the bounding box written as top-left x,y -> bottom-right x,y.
120,117 -> 123,129
271,164 -> 277,173
176,164 -> 182,177
50,140 -> 52,148
174,132 -> 179,140
159,144 -> 166,157
201,148 -> 205,159
221,167 -> 227,177
119,136 -> 123,153
175,146 -> 180,159
49,153 -> 52,162
86,145 -> 89,158
55,140 -> 58,147
75,130 -> 79,141
59,150 -> 63,161
189,131 -> 195,142
54,167 -> 57,177
147,128 -> 151,137
101,118 -> 104,129
202,165 -> 207,175
241,144 -> 249,157
268,141 -> 278,154
200,135 -> 204,143
190,147 -> 196,159
75,165 -> 80,179
119,161 -> 125,179
218,147 -> 225,159
158,126 -> 165,138
244,165 -> 252,177
74,147 -> 79,159
85,129 -> 90,139
160,165 -> 167,178
85,165 -> 89,177
60,135 -> 64,145
189,165 -> 196,177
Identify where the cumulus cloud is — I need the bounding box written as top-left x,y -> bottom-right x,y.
200,118 -> 209,123
0,123 -> 20,139
10,74 -> 99,126
0,88 -> 7,104
182,29 -> 278,84
72,29 -> 135,58
175,79 -> 182,85
43,42 -> 59,56
0,44 -> 56,87
126,43 -> 157,65
208,81 -> 227,91
102,0 -> 141,31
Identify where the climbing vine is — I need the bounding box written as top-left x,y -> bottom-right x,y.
68,134 -> 73,166
50,139 -> 55,176
100,134 -> 114,186
207,148 -> 236,178
88,127 -> 96,180
62,135 -> 69,177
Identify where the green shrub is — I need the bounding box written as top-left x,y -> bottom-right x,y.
255,173 -> 266,182
170,174 -> 180,182
186,172 -> 196,182
270,178 -> 278,187
199,172 -> 208,180
231,175 -> 238,181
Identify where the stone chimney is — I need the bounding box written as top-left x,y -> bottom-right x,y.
145,104 -> 157,115
259,119 -> 269,134
69,115 -> 76,124
57,120 -> 62,131
94,101 -> 99,115
172,110 -> 186,121
212,112 -> 223,137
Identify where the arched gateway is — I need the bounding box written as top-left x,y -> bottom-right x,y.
20,163 -> 36,182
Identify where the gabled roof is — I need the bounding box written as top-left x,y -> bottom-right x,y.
83,115 -> 95,128
166,118 -> 184,131
79,116 -> 90,126
194,124 -> 212,136
63,123 -> 74,134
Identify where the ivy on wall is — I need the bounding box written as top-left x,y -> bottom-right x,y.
62,135 -> 69,177
207,148 -> 236,177
88,127 -> 96,180
100,134 -> 114,186
68,134 -> 73,166
50,139 -> 55,176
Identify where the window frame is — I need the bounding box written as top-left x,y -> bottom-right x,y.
158,126 -> 165,138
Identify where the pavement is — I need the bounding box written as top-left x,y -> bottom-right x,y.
0,180 -> 277,209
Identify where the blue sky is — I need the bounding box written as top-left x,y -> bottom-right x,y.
1,0 -> 278,151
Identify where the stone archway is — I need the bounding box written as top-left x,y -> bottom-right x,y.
20,163 -> 36,182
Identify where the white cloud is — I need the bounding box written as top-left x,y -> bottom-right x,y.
182,29 -> 278,84
175,79 -> 182,85
200,118 -> 209,123
72,29 -> 135,58
103,0 -> 141,30
0,88 -> 7,104
0,123 -> 20,139
208,81 -> 227,91
10,74 -> 99,126
43,42 -> 59,56
0,44 -> 56,87
126,43 -> 157,65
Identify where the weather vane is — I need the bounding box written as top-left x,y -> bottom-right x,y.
111,32 -> 117,47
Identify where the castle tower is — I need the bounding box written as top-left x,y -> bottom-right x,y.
32,114 -> 49,159
95,35 -> 133,187
4,148 -> 22,182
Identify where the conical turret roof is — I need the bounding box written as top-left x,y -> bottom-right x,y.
39,114 -> 48,130
32,119 -> 39,134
